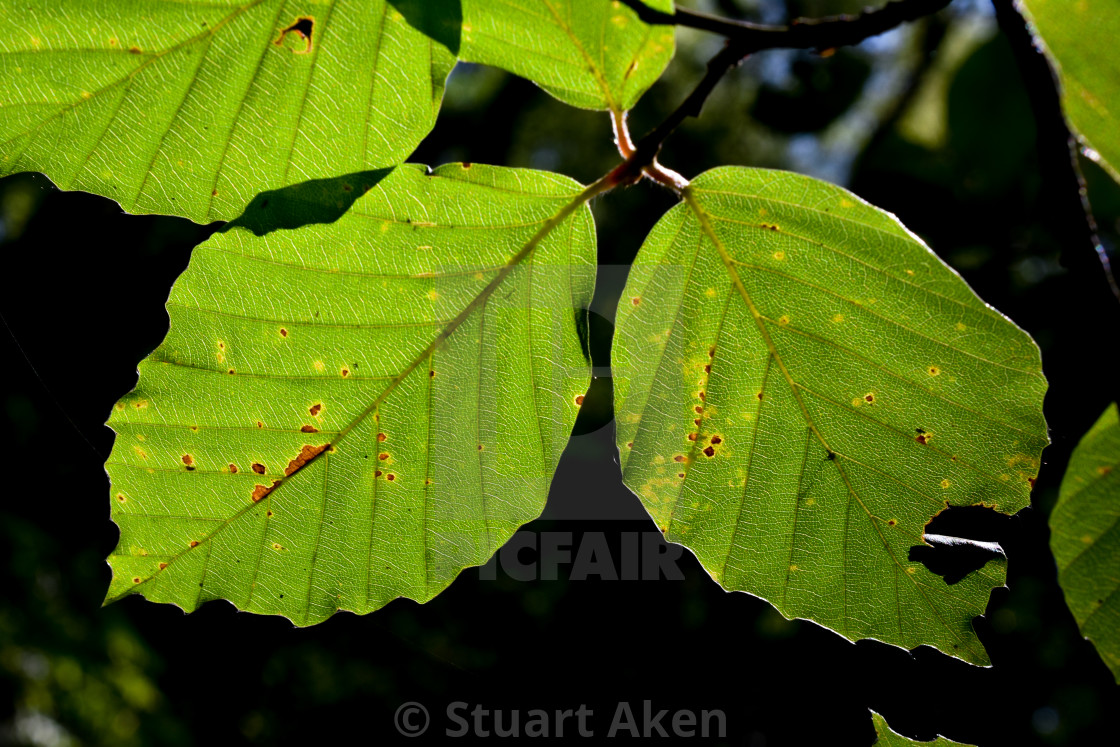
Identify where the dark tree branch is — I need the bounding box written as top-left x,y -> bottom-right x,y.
992,0 -> 1120,303
617,0 -> 954,184
618,0 -> 952,54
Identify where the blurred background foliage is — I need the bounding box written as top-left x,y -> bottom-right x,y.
2,0 -> 1118,744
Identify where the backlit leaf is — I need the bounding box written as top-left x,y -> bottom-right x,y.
613,167 -> 1048,664
459,0 -> 675,112
0,0 -> 454,222
1020,0 -> 1120,181
1051,403 -> 1120,682
105,163 -> 596,623
870,711 -> 973,746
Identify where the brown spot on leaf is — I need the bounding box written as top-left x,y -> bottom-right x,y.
158,562 -> 168,570
575,394 -> 584,405
132,577 -> 142,584
116,493 -> 126,503
928,366 -> 940,376
375,470 -> 383,477
386,473 -> 396,481
377,432 -> 387,442
251,481 -> 279,502
251,463 -> 266,474
300,425 -> 319,433
887,519 -> 896,527
256,421 -> 264,429
864,393 -> 875,403
341,368 -> 350,378
673,455 -> 686,463
626,442 -> 633,449
378,453 -> 389,460
181,454 -> 195,470
694,405 -> 703,414
710,435 -> 722,445
285,444 -> 328,476
189,541 -> 200,548
128,46 -> 141,54
687,433 -> 697,441
228,369 -> 235,375
916,434 -> 928,445
478,444 -> 484,451
703,446 -> 715,457
280,328 -> 288,337
229,463 -> 239,474
309,404 -> 322,416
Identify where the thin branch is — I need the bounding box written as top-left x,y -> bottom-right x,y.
618,0 -> 952,54
992,0 -> 1120,303
617,0 -> 954,187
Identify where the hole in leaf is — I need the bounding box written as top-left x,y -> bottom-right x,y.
274,17 -> 314,53
908,506 -> 1011,585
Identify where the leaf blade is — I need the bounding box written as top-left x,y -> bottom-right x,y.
613,167 -> 1048,664
1051,403 -> 1120,682
459,0 -> 674,112
870,711 -> 973,746
105,163 -> 597,623
1020,0 -> 1120,181
0,0 -> 454,222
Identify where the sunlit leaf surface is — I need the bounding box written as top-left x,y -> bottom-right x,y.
0,0 -> 454,222
1020,0 -> 1120,181
614,167 -> 1048,664
871,711 -> 973,746
105,163 -> 595,623
460,0 -> 675,111
1052,403 -> 1120,682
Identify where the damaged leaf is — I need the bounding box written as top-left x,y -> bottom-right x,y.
0,0 -> 454,222
613,167 -> 1048,664
105,163 -> 596,624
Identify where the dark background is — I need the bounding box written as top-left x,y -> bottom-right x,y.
2,0 -> 1118,744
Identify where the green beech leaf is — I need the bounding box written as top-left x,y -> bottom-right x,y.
0,1 -> 454,223
104,163 -> 596,623
613,167 -> 1048,664
1051,403 -> 1120,682
459,0 -> 675,112
1019,0 -> 1120,181
871,711 -> 973,746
